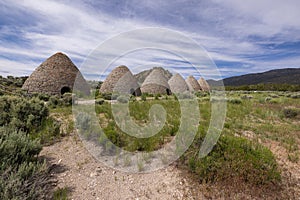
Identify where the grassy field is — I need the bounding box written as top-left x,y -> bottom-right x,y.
1,88 -> 299,198
88,91 -> 300,187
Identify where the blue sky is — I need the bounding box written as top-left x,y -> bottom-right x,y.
0,0 -> 300,80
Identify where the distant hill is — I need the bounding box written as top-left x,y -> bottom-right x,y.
207,68 -> 300,86
134,67 -> 173,86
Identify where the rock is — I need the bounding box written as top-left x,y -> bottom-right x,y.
90,172 -> 98,177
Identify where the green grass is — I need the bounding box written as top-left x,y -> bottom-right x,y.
53,187 -> 69,200
95,99 -> 181,152
187,134 -> 280,185
91,91 -> 300,185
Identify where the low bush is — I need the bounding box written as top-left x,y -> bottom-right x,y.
37,117 -> 61,144
154,94 -> 161,100
265,97 -> 272,102
283,107 -> 299,118
241,95 -> 253,100
176,92 -> 193,99
95,98 -> 105,105
269,94 -> 279,98
228,98 -> 242,104
0,96 -> 49,133
76,112 -> 91,131
48,96 -> 60,108
101,93 -> 112,100
0,127 -> 51,200
141,94 -> 147,101
291,93 -> 300,99
130,95 -> 137,102
61,93 -> 74,106
269,98 -> 280,104
37,93 -> 50,101
53,187 -> 68,200
195,91 -> 208,98
117,95 -> 129,103
187,134 -> 281,185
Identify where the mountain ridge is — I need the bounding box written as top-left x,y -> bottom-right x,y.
207,68 -> 300,86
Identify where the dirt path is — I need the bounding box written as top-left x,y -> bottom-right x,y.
40,133 -> 207,200
40,130 -> 300,199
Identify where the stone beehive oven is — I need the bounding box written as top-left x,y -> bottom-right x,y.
22,52 -> 90,95
141,69 -> 171,95
186,75 -> 202,92
99,65 -> 141,96
168,73 -> 189,93
198,77 -> 210,91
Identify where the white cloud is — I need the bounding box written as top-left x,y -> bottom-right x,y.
0,0 -> 299,80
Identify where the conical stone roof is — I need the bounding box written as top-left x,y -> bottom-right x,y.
186,75 -> 201,92
141,68 -> 171,95
168,73 -> 189,93
99,65 -> 141,96
198,77 -> 210,91
22,52 -> 90,95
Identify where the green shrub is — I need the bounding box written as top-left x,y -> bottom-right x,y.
141,94 -> 147,101
61,93 -> 74,106
195,91 -> 208,98
48,96 -> 60,108
0,96 -> 49,133
265,97 -> 272,102
94,89 -> 100,99
117,95 -> 129,103
283,107 -> 299,118
269,98 -> 279,104
101,93 -> 112,100
291,93 -> 300,99
241,95 -> 253,100
37,117 -> 61,144
0,128 -> 42,166
269,94 -> 279,98
187,135 -> 280,185
76,112 -> 91,131
176,92 -> 193,99
154,94 -> 161,100
130,95 -> 137,102
0,127 -> 51,200
95,98 -> 105,105
228,98 -> 242,104
37,93 -> 50,101
53,187 -> 68,200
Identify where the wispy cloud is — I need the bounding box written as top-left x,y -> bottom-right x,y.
0,0 -> 299,80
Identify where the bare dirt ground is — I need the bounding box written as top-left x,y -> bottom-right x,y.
40,130 -> 300,200
264,139 -> 300,198
41,133 -> 206,200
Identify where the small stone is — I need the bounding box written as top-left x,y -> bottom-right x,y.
96,168 -> 102,173
90,172 -> 98,177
